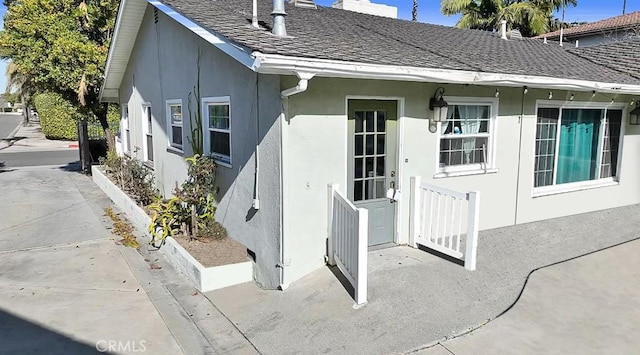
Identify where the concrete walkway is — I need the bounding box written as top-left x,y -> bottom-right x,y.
419,238 -> 640,355
0,166 -> 181,354
206,204 -> 640,355
0,116 -> 77,152
0,166 -> 257,354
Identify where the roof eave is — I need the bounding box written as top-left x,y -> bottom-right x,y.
254,53 -> 640,95
100,0 -> 260,103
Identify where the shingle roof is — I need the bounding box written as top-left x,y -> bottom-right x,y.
569,38 -> 640,80
159,0 -> 639,85
536,11 -> 640,40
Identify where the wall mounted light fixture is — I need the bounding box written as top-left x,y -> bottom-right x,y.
630,100 -> 640,125
428,87 -> 449,133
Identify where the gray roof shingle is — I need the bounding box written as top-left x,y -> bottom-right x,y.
569,38 -> 640,81
160,0 -> 640,85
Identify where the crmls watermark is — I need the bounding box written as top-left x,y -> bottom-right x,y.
96,340 -> 147,353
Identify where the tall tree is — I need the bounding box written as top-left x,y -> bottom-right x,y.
5,61 -> 35,125
412,0 -> 418,21
0,0 -> 119,148
441,0 -> 577,37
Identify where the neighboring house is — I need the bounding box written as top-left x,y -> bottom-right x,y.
536,11 -> 640,47
100,0 -> 640,290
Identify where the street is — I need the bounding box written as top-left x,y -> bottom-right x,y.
0,113 -> 22,139
0,113 -> 80,168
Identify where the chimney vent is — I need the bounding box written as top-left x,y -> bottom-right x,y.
272,0 -> 287,36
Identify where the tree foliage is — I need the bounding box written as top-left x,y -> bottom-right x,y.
441,0 -> 578,37
0,0 -> 119,146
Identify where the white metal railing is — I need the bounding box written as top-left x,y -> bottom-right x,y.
409,176 -> 480,271
327,184 -> 368,305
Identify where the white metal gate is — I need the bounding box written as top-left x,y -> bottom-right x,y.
327,184 -> 368,305
409,176 -> 480,271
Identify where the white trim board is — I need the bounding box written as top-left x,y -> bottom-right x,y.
254,53 -> 640,95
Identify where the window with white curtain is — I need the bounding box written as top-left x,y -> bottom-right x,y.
437,99 -> 496,173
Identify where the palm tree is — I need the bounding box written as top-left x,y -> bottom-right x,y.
5,61 -> 35,125
441,0 -> 577,37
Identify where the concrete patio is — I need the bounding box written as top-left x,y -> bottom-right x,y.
206,203 -> 640,355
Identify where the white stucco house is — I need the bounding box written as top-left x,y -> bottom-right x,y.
100,0 -> 640,291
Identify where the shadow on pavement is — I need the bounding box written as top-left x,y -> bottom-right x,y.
56,161 -> 83,173
0,161 -> 16,174
0,308 -> 101,354
0,137 -> 26,151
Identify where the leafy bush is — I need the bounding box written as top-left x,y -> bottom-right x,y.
149,154 -> 222,246
100,151 -> 159,206
34,92 -> 80,140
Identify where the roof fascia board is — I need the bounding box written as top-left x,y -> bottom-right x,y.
253,53 -> 640,95
149,0 -> 259,71
99,0 -> 136,102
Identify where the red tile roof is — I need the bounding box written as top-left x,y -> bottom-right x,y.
536,11 -> 640,39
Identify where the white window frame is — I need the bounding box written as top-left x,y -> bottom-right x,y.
122,104 -> 130,154
201,96 -> 232,167
141,103 -> 153,164
532,100 -> 626,197
166,99 -> 183,151
434,96 -> 499,178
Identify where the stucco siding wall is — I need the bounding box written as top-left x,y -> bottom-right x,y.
284,77 -> 640,279
118,6 -> 282,289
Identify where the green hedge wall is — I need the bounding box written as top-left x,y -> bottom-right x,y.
34,93 -> 80,140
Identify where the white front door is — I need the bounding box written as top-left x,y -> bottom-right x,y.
348,100 -> 398,246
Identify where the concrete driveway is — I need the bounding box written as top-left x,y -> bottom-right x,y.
206,204 -> 640,355
0,166 -> 183,354
421,238 -> 640,355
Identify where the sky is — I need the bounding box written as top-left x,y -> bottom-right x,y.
315,0 -> 640,26
0,0 -> 639,94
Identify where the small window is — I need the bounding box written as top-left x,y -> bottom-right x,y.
122,105 -> 130,153
142,104 -> 153,163
437,99 -> 497,173
534,105 -> 623,189
202,97 -> 231,166
166,99 -> 183,150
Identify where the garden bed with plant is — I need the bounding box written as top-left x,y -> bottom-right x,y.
95,151 -> 251,291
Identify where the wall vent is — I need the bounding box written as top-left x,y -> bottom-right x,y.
293,0 -> 317,9
154,8 -> 159,23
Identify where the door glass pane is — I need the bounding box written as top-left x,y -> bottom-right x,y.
354,181 -> 363,201
355,135 -> 363,156
375,179 -> 385,199
364,180 -> 374,199
355,111 -> 364,133
365,111 -> 374,132
365,135 -> 374,155
366,157 -> 374,177
376,157 -> 385,177
377,135 -> 385,154
377,111 -> 386,132
355,157 -> 363,178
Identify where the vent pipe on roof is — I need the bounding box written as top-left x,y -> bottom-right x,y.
501,20 -> 507,40
272,0 -> 287,36
252,0 -> 259,28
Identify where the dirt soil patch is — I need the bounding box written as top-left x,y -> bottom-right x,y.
173,235 -> 249,268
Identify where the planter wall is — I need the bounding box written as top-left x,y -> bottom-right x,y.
92,165 -> 254,292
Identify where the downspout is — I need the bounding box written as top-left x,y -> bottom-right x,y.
277,71 -> 315,290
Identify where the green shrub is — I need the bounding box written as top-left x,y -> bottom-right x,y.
34,92 -> 80,140
148,154 -> 221,247
99,151 -> 159,206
